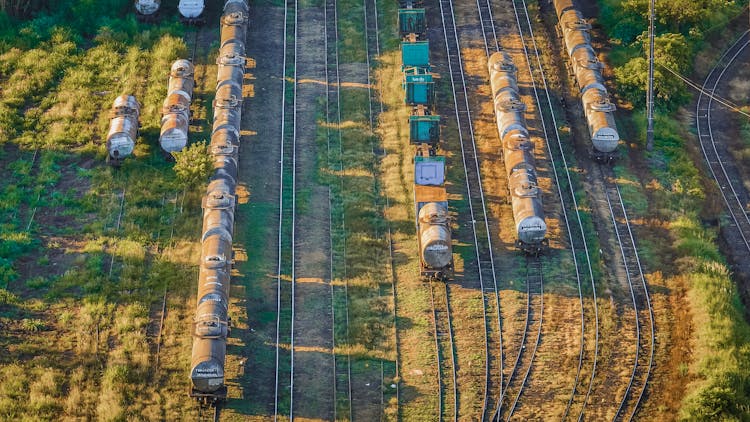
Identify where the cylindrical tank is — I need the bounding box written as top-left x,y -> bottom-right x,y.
134,0 -> 160,15
211,127 -> 241,147
168,59 -> 195,98
179,0 -> 205,19
212,155 -> 239,185
213,103 -> 242,134
159,113 -> 189,154
224,0 -> 249,14
220,16 -> 248,48
197,267 -> 231,304
418,202 -> 452,270
552,0 -> 576,18
113,94 -> 140,112
219,39 -> 245,57
202,207 -> 235,242
508,168 -> 547,245
201,231 -> 233,271
162,90 -> 190,115
217,60 -> 245,85
575,66 -> 606,94
190,340 -> 226,393
106,95 -> 140,163
215,79 -> 243,104
582,88 -> 619,153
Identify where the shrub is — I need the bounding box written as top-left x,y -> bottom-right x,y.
172,140 -> 213,188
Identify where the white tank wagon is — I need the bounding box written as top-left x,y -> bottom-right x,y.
191,0 -> 249,406
582,87 -> 619,153
553,0 -> 620,162
488,52 -> 548,253
220,3 -> 249,49
414,151 -> 453,280
179,0 -> 206,24
160,60 -> 195,156
134,0 -> 160,21
190,264 -> 231,398
168,59 -> 195,97
418,202 -> 452,271
106,94 -> 140,166
217,53 -> 246,86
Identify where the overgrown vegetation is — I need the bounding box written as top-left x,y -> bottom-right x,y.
597,0 -> 750,418
600,0 -> 745,111
0,1 -> 207,420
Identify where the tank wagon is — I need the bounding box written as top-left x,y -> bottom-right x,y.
179,0 -> 206,24
190,0 -> 249,407
134,0 -> 160,21
414,147 -> 453,280
106,94 -> 140,166
488,52 -> 547,253
160,59 -> 195,157
553,0 -> 620,162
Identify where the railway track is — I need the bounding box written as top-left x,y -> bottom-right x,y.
108,187 -> 126,279
362,0 -> 398,416
273,0 -> 297,417
436,0 -> 504,419
502,0 -> 600,418
598,167 -> 655,421
696,30 -> 750,256
512,0 -> 657,418
324,0 -> 353,418
505,257 -> 543,421
429,281 -> 458,421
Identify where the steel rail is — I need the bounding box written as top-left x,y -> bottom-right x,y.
429,281 -> 459,421
506,257 -> 544,421
697,31 -> 750,253
273,0 -> 293,417
505,0 -> 599,419
599,168 -> 654,421
437,0 -> 504,418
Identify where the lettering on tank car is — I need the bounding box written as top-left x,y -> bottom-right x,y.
195,368 -> 220,376
427,244 -> 450,251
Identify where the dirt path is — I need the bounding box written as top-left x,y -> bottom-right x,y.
290,5 -> 336,421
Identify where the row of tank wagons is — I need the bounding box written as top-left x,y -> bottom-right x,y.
105,59 -> 196,166
399,1 -> 454,281
134,0 -> 206,24
189,0 -> 249,407
553,0 -> 620,163
488,52 -> 548,254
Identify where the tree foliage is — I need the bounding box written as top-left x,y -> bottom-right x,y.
601,0 -> 743,111
0,0 -> 47,19
614,32 -> 692,108
172,141 -> 213,189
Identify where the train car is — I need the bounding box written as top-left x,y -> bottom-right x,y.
106,94 -> 140,166
414,147 -> 453,280
190,0 -> 249,407
179,0 -> 206,24
160,60 -> 195,157
553,0 -> 620,162
488,52 -> 547,253
134,0 -> 160,22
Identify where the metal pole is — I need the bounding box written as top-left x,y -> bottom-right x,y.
646,0 -> 655,150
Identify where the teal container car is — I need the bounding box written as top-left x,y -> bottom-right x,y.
399,8 -> 426,35
402,39 -> 430,68
403,67 -> 434,105
410,114 -> 440,145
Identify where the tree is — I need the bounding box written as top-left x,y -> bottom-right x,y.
614,32 -> 692,110
0,0 -> 47,19
172,141 -> 213,189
